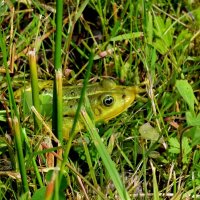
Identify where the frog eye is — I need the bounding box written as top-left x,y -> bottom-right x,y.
102,95 -> 114,107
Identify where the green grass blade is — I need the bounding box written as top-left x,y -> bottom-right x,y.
0,30 -> 29,193
82,137 -> 98,187
64,51 -> 94,157
22,128 -> 43,188
80,109 -> 131,200
150,160 -> 159,200
74,0 -> 89,22
53,0 -> 63,141
29,50 -> 41,131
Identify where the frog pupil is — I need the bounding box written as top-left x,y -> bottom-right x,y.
103,95 -> 114,107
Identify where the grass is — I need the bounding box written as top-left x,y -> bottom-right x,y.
0,0 -> 200,199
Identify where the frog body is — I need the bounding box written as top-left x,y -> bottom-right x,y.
15,79 -> 138,138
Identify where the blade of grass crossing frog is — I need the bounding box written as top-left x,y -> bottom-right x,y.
54,0 -> 63,142
84,94 -> 95,122
53,70 -> 63,141
67,51 -> 94,144
53,2 -> 63,195
80,109 -> 131,200
59,51 -> 94,185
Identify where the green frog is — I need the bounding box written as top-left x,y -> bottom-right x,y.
15,79 -> 140,138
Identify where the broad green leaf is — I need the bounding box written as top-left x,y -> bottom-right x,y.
32,187 -> 46,200
187,126 -> 200,146
176,80 -> 197,112
39,94 -> 53,116
139,123 -> 159,141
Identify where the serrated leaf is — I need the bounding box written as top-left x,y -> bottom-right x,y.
182,137 -> 192,156
182,137 -> 192,164
168,137 -> 180,154
186,111 -> 200,126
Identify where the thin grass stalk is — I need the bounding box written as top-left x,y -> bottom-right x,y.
65,162 -> 106,199
63,0 -> 89,68
80,109 -> 131,200
22,129 -> 43,187
142,144 -> 148,200
129,1 -> 133,72
142,0 -> 147,36
55,70 -> 63,142
29,50 -> 41,131
0,31 -> 29,193
133,130 -> 138,167
0,33 -> 17,119
53,0 -> 63,141
13,117 -> 29,193
150,160 -> 159,200
52,1 -> 64,198
32,158 -> 43,187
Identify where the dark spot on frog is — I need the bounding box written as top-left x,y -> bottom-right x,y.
122,94 -> 126,99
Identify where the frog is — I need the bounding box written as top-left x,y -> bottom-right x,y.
15,78 -> 140,138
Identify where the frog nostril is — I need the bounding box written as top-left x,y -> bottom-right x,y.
122,94 -> 126,99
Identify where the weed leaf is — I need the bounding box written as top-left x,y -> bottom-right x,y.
176,80 -> 197,113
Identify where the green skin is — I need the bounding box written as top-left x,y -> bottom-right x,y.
15,79 -> 138,138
